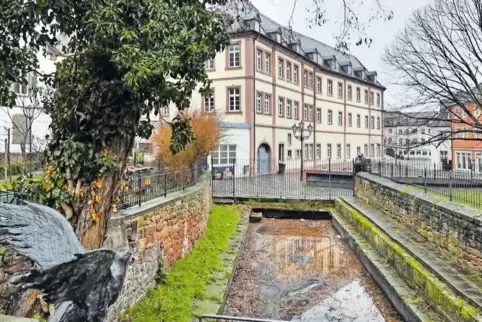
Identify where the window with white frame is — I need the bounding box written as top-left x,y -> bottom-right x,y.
328,110 -> 333,125
309,144 -> 314,160
316,144 -> 321,159
348,113 -> 352,127
365,115 -> 368,128
308,72 -> 313,88
364,90 -> 368,104
317,77 -> 322,93
286,62 -> 292,82
357,146 -> 361,155
346,144 -> 351,159
205,58 -> 214,70
364,144 -> 368,155
303,105 -> 308,121
337,144 -> 341,159
212,145 -> 236,165
356,87 -> 361,102
161,105 -> 170,116
456,152 -> 471,170
338,82 -> 343,98
256,50 -> 262,70
370,144 -> 375,157
278,97 -> 284,117
371,116 -> 375,129
303,70 -> 308,87
304,144 -> 309,160
286,100 -> 292,118
256,93 -> 262,113
377,117 -> 380,129
370,91 -> 374,105
264,94 -> 271,114
288,133 -> 292,146
308,105 -> 313,122
294,101 -> 299,119
204,94 -> 214,112
228,88 -> 240,111
327,144 -> 332,159
338,111 -> 343,126
265,53 -> 271,73
287,150 -> 292,160
294,65 -> 299,84
376,93 -> 381,107
328,79 -> 333,96
228,44 -> 240,68
348,85 -> 352,101
296,149 -> 301,159
316,108 -> 321,123
376,144 -> 381,157
278,58 -> 284,79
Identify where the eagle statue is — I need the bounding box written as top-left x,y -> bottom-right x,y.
0,202 -> 130,322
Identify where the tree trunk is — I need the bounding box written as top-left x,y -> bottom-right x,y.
74,136 -> 134,249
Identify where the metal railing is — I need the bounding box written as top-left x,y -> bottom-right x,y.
198,314 -> 284,322
117,159 -> 209,209
211,158 -> 354,200
371,160 -> 482,209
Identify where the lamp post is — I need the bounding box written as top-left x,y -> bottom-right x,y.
292,121 -> 313,181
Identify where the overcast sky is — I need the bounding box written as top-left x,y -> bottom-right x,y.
250,0 -> 433,109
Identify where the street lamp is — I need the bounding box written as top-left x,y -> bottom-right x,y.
292,121 -> 313,181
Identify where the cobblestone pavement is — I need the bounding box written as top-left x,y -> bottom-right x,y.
212,173 -> 353,200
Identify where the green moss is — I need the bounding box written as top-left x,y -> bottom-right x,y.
243,199 -> 326,210
121,205 -> 241,322
334,198 -> 481,322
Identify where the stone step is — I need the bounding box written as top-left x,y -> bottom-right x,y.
331,211 -> 442,322
336,196 -> 482,322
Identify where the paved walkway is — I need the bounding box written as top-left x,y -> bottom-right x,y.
213,173 -> 353,200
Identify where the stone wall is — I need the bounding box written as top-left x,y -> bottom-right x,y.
355,172 -> 482,270
0,175 -> 211,320
105,175 -> 211,321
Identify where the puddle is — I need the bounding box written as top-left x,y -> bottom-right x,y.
224,218 -> 401,321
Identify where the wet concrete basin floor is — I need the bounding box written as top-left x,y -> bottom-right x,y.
224,218 -> 401,322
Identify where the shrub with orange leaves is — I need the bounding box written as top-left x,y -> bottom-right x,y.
152,110 -> 223,171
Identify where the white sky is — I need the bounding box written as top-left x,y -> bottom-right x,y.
250,0 -> 433,109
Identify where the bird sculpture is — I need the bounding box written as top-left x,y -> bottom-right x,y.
0,201 -> 130,322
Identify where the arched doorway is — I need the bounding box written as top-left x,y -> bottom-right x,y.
257,143 -> 271,175
385,147 -> 395,158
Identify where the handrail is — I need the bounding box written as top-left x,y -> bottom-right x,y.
197,314 -> 285,322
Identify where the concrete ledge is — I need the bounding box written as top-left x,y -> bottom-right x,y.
335,198 -> 482,322
357,172 -> 482,224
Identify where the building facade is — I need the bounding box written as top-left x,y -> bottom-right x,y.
0,50 -> 59,157
188,5 -> 385,176
383,111 -> 451,165
451,103 -> 482,173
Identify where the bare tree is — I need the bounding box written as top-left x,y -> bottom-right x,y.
7,80 -> 51,173
384,0 -> 482,145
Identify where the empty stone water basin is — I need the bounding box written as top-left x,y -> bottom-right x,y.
223,214 -> 400,322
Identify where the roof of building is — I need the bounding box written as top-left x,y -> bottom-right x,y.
384,110 -> 450,128
220,1 -> 383,89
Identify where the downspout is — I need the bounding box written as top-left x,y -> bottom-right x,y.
253,32 -> 259,176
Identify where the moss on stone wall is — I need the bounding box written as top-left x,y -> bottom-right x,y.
335,199 -> 482,322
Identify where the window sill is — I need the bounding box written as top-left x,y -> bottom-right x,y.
206,69 -> 216,72
226,66 -> 242,71
226,111 -> 243,115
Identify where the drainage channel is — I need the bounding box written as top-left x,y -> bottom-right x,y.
222,208 -> 401,322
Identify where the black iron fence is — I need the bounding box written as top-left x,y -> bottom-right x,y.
211,158 -> 354,200
371,160 -> 482,209
117,159 -> 209,209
